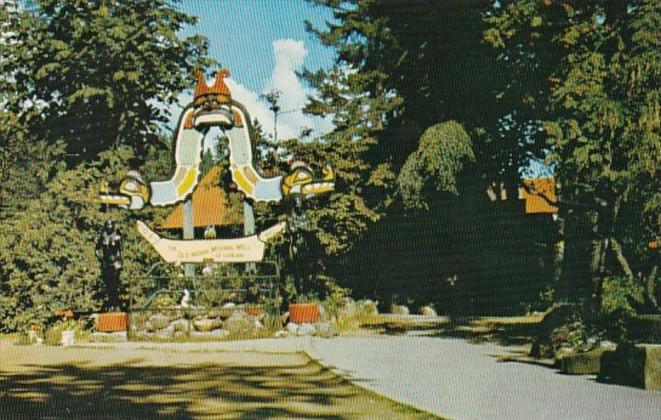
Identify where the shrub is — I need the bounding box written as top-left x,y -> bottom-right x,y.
43,319 -> 85,346
600,276 -> 644,342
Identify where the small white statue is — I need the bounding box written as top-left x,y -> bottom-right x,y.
179,288 -> 191,308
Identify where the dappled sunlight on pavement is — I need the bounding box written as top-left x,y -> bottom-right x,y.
0,342 -> 428,419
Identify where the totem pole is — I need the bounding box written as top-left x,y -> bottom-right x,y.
95,220 -> 124,310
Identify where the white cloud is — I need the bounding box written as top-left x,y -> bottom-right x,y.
264,39 -> 333,140
164,38 -> 332,143
225,77 -> 281,138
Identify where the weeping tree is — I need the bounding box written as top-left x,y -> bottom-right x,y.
304,0 -> 558,310
398,121 -> 475,210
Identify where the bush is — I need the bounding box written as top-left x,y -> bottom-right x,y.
43,319 -> 86,346
600,276 -> 644,342
551,319 -> 587,352
0,147 -> 174,332
601,276 -> 643,317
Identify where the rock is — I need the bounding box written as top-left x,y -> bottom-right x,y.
60,330 -> 75,346
315,322 -> 337,338
89,331 -> 128,343
600,340 -> 617,352
206,310 -> 224,319
224,311 -> 253,335
599,344 -> 661,390
253,319 -> 264,330
318,304 -> 329,322
339,297 -> 356,310
189,329 -> 229,339
286,322 -> 299,335
193,318 -> 222,332
338,298 -> 357,317
297,323 -> 316,336
213,328 -> 230,338
420,306 -> 438,317
170,319 -> 190,332
155,325 -> 174,340
148,314 -> 170,331
359,299 -> 379,316
558,347 -> 606,375
274,330 -> 288,338
390,304 -> 410,315
555,347 -> 575,360
173,331 -> 187,340
222,302 -> 236,309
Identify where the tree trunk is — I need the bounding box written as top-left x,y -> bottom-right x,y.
590,239 -> 605,278
183,198 -> 195,278
611,238 -> 634,280
645,265 -> 659,312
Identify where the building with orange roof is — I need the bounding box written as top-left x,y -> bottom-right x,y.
160,166 -> 243,232
486,177 -> 558,215
518,178 -> 558,215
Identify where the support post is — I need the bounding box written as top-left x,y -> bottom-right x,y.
183,198 -> 195,277
244,200 -> 256,273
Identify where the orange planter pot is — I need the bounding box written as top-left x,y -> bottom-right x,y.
96,312 -> 128,332
289,303 -> 319,324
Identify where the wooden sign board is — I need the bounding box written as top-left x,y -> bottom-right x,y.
137,221 -> 285,264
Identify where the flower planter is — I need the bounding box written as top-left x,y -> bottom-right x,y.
289,303 -> 319,324
97,312 -> 128,332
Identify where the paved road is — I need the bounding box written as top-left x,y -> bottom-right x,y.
305,336 -> 661,420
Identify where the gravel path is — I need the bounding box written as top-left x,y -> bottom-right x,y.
305,336 -> 661,420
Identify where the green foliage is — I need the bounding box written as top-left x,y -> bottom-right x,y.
150,294 -> 177,311
551,319 -> 588,352
304,1 -> 509,256
486,0 -> 661,309
0,0 -> 209,330
1,0 -> 213,160
43,319 -> 85,346
306,0 -> 559,309
0,164 -> 104,332
601,276 -> 644,317
398,121 -> 474,209
299,66 -> 399,254
600,275 -> 646,342
0,146 -> 171,332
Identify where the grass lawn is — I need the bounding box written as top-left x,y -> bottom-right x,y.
0,340 -> 436,419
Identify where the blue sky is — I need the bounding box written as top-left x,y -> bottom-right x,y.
174,1 -> 550,177
180,0 -> 335,93
174,1 -> 337,139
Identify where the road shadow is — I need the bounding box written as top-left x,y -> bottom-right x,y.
364,315 -> 542,347
0,358 -> 364,419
